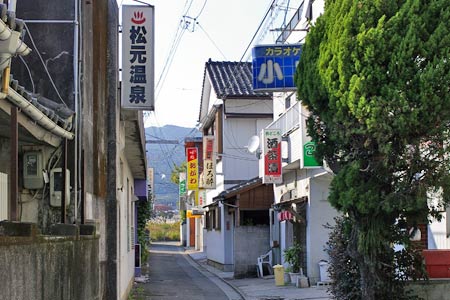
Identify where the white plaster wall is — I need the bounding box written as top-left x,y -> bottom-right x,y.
222,118 -> 271,182
428,213 -> 450,249
205,227 -> 225,263
223,204 -> 234,265
273,92 -> 287,120
118,149 -> 136,300
226,99 -> 273,114
306,175 -> 337,284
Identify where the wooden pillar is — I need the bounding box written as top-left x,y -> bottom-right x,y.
61,138 -> 67,223
10,106 -> 18,221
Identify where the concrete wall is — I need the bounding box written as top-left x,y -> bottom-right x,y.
0,236 -> 99,300
407,280 -> 450,300
234,225 -> 270,278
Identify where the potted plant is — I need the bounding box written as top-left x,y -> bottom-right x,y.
284,242 -> 303,284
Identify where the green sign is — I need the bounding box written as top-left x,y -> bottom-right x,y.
179,172 -> 186,195
303,141 -> 321,167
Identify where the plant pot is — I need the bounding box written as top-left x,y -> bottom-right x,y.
289,272 -> 302,284
284,272 -> 291,284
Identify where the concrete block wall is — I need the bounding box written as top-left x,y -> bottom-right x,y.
234,225 -> 270,278
0,236 -> 100,300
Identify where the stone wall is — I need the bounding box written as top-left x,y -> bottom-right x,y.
234,225 -> 270,278
0,232 -> 99,300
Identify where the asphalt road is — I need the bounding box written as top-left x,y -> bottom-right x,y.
133,242 -> 242,300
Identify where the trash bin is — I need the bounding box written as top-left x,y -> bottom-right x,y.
318,260 -> 330,282
273,264 -> 285,286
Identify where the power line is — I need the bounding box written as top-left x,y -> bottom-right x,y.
197,23 -> 227,60
23,22 -> 69,108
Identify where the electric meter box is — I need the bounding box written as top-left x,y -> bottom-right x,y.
50,168 -> 70,207
23,151 -> 44,189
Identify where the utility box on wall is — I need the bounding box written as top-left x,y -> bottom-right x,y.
50,168 -> 70,207
23,152 -> 44,189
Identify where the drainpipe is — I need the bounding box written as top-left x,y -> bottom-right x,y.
7,0 -> 15,17
73,0 -> 79,222
106,2 -> 118,299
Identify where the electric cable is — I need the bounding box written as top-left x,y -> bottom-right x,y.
23,23 -> 69,108
19,56 -> 35,93
196,23 -> 227,60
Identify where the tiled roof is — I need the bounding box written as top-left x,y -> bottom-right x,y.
205,59 -> 271,99
9,76 -> 74,130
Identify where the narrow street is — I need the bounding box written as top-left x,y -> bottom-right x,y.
132,242 -> 242,300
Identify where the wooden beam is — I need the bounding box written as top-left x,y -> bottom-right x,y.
10,106 -> 18,221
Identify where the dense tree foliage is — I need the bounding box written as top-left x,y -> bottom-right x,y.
296,0 -> 450,298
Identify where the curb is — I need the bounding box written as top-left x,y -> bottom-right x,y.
183,250 -> 248,300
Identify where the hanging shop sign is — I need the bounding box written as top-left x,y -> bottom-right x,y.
302,141 -> 322,168
252,44 -> 302,92
202,136 -> 216,189
179,172 -> 187,210
262,129 -> 282,184
198,189 -> 206,207
186,147 -> 199,190
121,5 -> 155,110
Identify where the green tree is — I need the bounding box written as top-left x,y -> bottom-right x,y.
171,161 -> 187,185
296,1 -> 450,299
136,189 -> 153,263
171,161 -> 187,223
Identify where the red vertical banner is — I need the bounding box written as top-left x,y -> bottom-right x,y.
186,147 -> 199,190
263,129 -> 282,184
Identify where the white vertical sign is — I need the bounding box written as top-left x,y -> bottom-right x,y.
202,136 -> 216,189
121,5 -> 155,110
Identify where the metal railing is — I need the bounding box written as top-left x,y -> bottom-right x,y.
266,101 -> 301,136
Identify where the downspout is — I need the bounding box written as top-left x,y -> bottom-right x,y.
7,0 -> 16,18
73,0 -> 79,222
106,1 -> 119,299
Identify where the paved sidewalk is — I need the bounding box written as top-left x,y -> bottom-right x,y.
185,248 -> 332,300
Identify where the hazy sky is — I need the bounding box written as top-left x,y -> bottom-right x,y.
119,0 -> 300,128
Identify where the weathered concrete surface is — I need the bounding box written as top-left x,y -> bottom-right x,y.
407,280 -> 450,300
234,225 -> 270,278
0,235 -> 100,300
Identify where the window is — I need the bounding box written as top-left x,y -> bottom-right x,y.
206,206 -> 221,231
285,96 -> 291,110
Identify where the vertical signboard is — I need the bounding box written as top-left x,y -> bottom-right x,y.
252,44 -> 302,92
202,136 -> 216,189
262,129 -> 282,184
179,172 -> 187,210
121,5 -> 155,110
302,141 -> 322,168
147,167 -> 154,200
186,147 -> 199,190
198,189 -> 206,206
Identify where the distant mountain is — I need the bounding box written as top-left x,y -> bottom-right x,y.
146,125 -> 201,208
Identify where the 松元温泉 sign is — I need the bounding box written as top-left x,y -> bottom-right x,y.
252,44 -> 302,92
121,5 -> 155,110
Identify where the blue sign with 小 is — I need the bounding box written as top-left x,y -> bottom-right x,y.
252,44 -> 302,91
